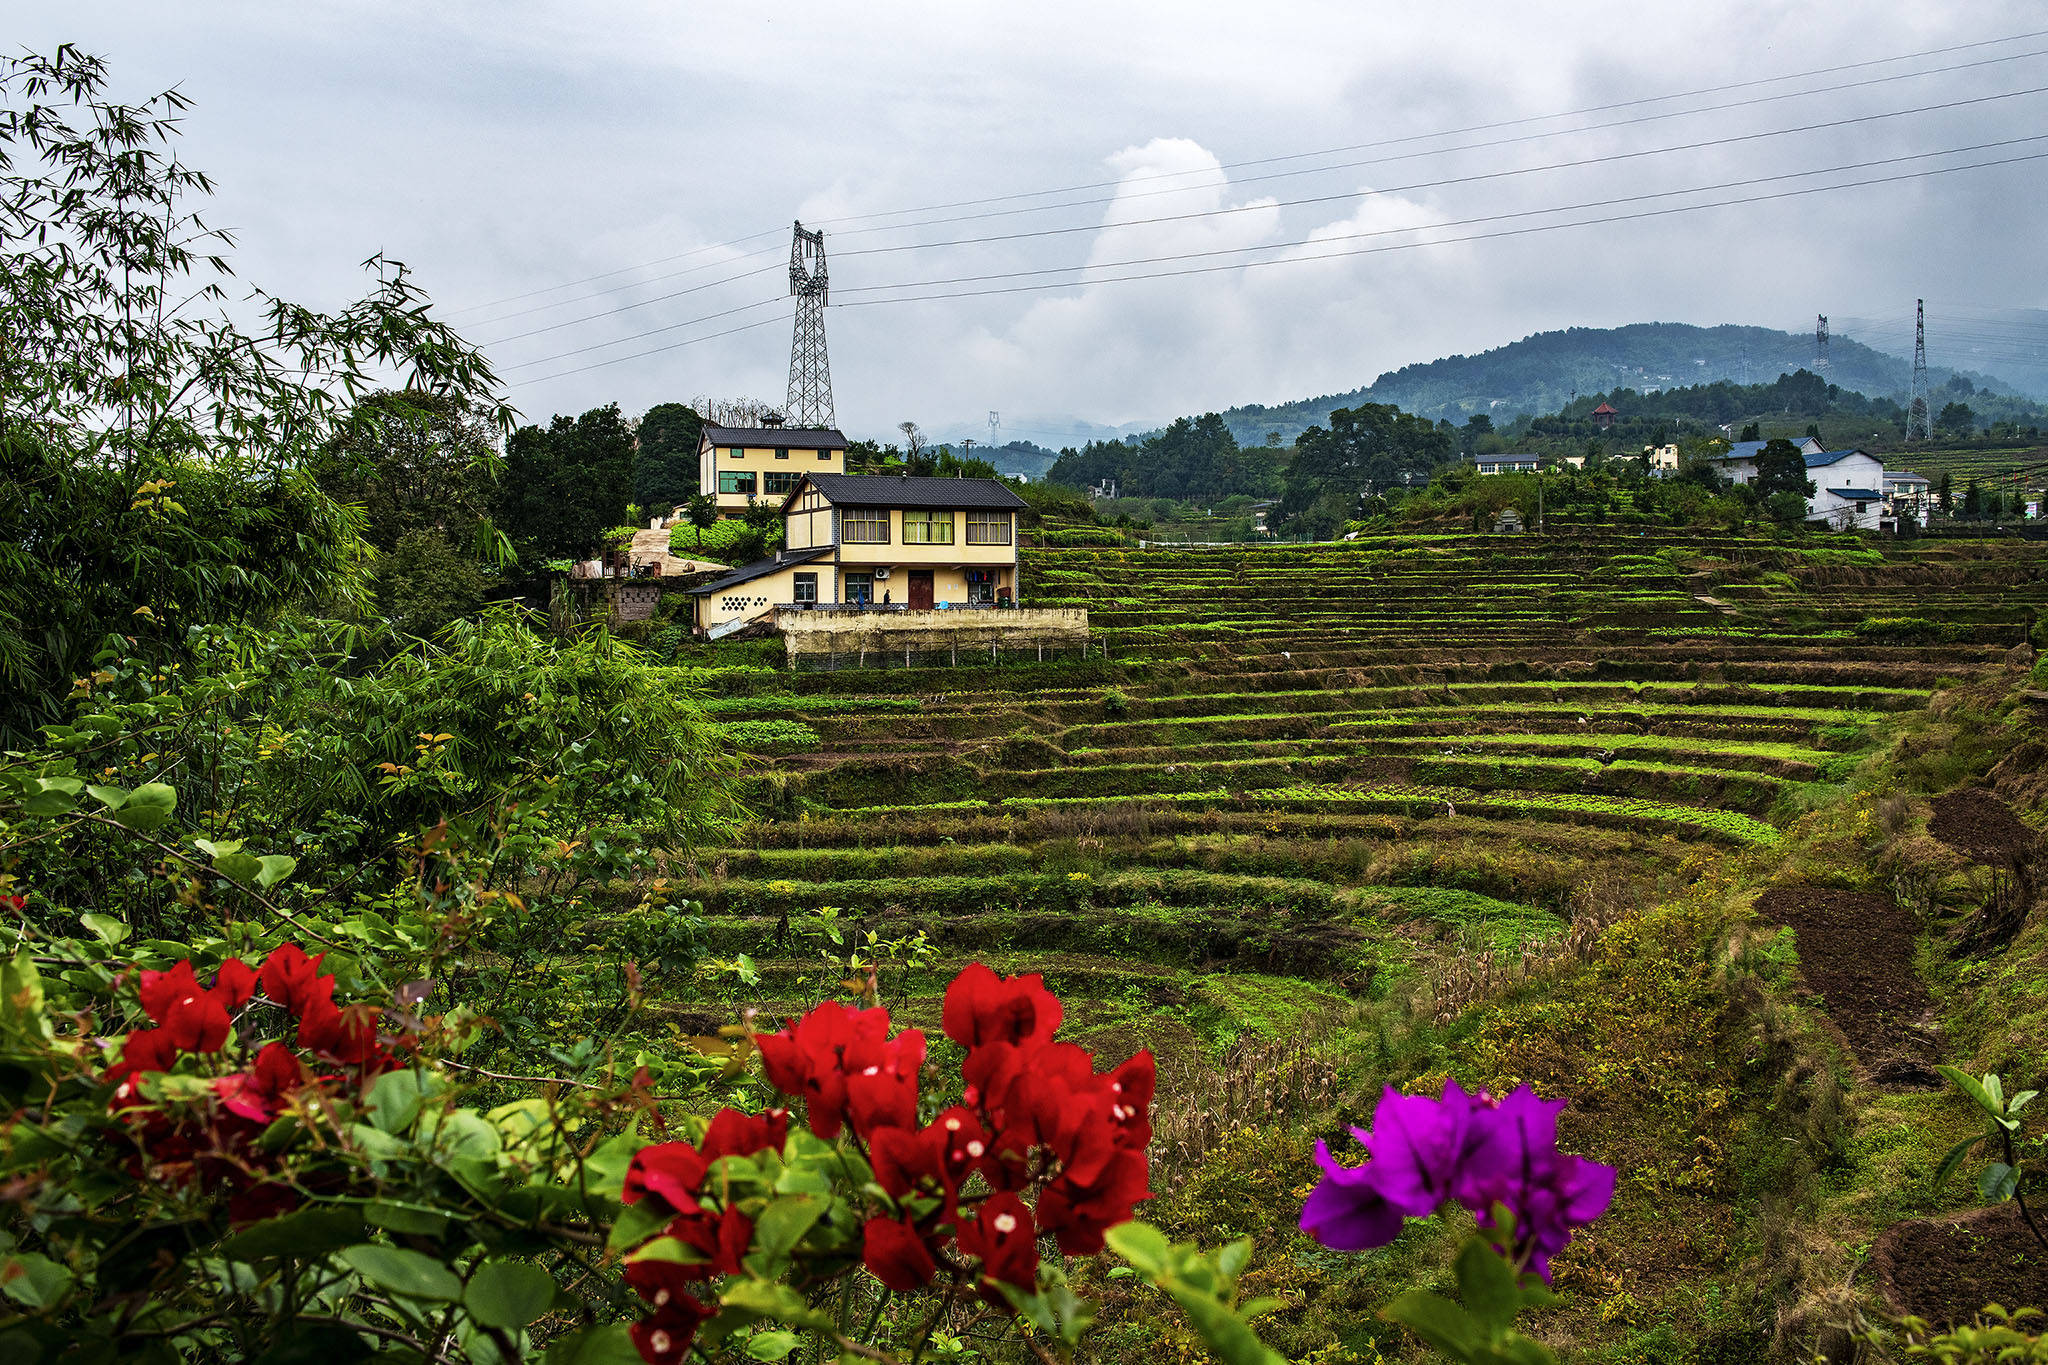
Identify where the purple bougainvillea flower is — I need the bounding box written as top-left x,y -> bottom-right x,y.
1458,1085 -> 1617,1283
1367,1080 -> 1490,1218
1298,1137 -> 1405,1250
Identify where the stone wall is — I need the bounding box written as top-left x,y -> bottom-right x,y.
775,607 -> 1090,669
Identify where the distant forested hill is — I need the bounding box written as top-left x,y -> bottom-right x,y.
1212,322 -> 2026,446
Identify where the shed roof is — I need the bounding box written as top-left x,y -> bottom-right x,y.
1826,488 -> 1883,500
1591,402 -> 1617,414
1884,471 -> 1932,484
703,424 -> 848,450
792,473 -> 1028,511
688,546 -> 833,596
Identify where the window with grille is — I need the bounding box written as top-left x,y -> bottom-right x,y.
764,471 -> 799,496
792,572 -> 817,603
718,471 -> 756,495
842,572 -> 873,605
841,508 -> 889,543
965,511 -> 1011,545
903,510 -> 954,544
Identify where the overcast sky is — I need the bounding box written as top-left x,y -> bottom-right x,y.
16,2 -> 2048,445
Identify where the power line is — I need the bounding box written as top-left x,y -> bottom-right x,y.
442,26 -> 2048,322
473,261 -> 783,346
826,45 -> 2048,242
832,136 -> 2048,300
828,149 -> 2048,310
499,144 -> 2048,382
833,83 -> 2048,259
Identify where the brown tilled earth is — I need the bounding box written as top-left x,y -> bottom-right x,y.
1753,887 -> 1939,1085
1930,788 -> 2038,863
1875,1202 -> 2048,1328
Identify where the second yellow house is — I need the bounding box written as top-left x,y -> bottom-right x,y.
696,418 -> 848,517
691,473 -> 1025,633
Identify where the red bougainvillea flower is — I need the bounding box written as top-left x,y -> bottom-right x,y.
755,999 -> 925,1140
0,893 -> 25,913
667,1204 -> 754,1281
870,1105 -> 988,1213
700,1106 -> 788,1164
624,1141 -> 710,1215
139,960 -> 234,1053
625,1260 -> 714,1365
862,1213 -> 939,1291
296,996 -> 388,1069
258,943 -> 331,1016
1036,1146 -> 1152,1256
943,962 -> 1061,1051
956,1191 -> 1039,1289
214,1041 -> 308,1123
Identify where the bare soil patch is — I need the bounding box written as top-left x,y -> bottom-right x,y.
1930,789 -> 2036,862
1875,1202 -> 2048,1326
1753,887 -> 1938,1085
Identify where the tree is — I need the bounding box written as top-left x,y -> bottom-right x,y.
1753,439 -> 1814,503
1938,469 -> 1954,514
1740,423 -> 1762,442
898,420 -> 926,464
496,405 -> 636,565
683,493 -> 719,549
632,402 -> 702,511
0,48 -> 509,743
1937,402 -> 1977,438
1282,403 -> 1455,532
1962,478 -> 1984,519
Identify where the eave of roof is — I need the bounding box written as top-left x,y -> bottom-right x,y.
784,473 -> 1029,511
688,546 -> 833,595
702,424 -> 848,449
1826,488 -> 1884,500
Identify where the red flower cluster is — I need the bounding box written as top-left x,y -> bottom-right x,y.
103,943 -> 398,1222
616,964 -> 1157,1365
621,1107 -> 790,1365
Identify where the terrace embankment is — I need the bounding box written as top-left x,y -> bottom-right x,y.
661,530 -> 2048,1361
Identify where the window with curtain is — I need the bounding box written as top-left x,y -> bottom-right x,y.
841,508 -> 889,543
903,510 -> 954,544
965,511 -> 1011,545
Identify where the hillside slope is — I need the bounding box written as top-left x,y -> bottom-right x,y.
1214,322 -> 2023,445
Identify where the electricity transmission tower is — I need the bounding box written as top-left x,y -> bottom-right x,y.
1815,314 -> 1829,371
786,221 -> 834,428
1907,298 -> 1931,443
987,411 -> 1001,451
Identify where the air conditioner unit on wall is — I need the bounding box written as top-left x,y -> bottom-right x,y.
874,569 -> 891,580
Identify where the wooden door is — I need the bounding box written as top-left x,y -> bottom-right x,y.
907,570 -> 934,610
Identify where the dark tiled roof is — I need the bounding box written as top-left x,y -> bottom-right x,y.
1826,488 -> 1884,500
1806,448 -> 1871,468
703,424 -> 848,450
796,473 -> 1028,510
688,546 -> 833,595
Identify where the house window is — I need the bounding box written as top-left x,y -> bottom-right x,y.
776,447 -> 790,459
818,450 -> 831,460
966,569 -> 996,603
903,510 -> 954,544
842,508 -> 889,544
843,571 -> 874,606
718,471 -> 756,495
726,447 -> 743,459
764,471 -> 799,496
792,572 -> 817,604
965,511 -> 1012,545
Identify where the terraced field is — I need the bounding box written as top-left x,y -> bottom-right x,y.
656,532 -> 2048,1098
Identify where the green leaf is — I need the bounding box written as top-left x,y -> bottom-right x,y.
1982,1162 -> 2020,1202
218,1205 -> 365,1263
2010,1090 -> 2039,1114
1454,1235 -> 1521,1337
339,1244 -> 463,1303
465,1260 -> 556,1329
0,1252 -> 73,1309
214,852 -> 262,885
718,1278 -> 836,1332
743,1331 -> 800,1361
605,1199 -> 670,1253
363,1070 -> 424,1135
254,854 -> 298,889
542,1325 -> 643,1365
1937,1065 -> 2003,1118
1933,1135 -> 1981,1192
1105,1220 -> 1174,1275
84,784 -> 129,811
77,914 -> 130,946
743,1195 -> 828,1278
363,1201 -> 450,1238
113,782 -> 176,831
1382,1289 -> 1487,1360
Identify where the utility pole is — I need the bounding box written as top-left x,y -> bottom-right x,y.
786,221 -> 834,428
1815,314 -> 1829,372
1908,299 -> 1931,443
960,437 -> 976,466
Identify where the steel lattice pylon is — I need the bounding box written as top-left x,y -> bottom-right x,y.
786,221 -> 834,428
1907,298 -> 1931,443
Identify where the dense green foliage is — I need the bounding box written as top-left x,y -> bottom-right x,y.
498,405 -> 635,566
633,401 -> 703,512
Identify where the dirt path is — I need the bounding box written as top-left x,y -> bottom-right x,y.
1753,886 -> 1940,1087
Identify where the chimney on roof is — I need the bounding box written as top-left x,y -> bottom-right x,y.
761,411 -> 785,428
775,550 -> 783,565
900,471 -> 908,480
